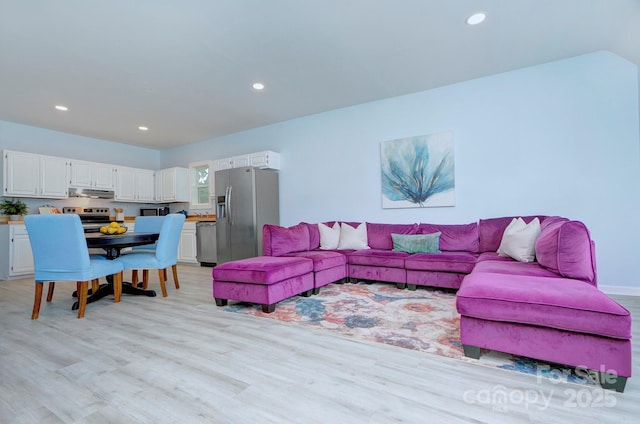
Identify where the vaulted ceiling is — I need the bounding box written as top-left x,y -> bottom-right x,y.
1,0 -> 638,149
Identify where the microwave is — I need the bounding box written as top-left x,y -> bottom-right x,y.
140,207 -> 170,216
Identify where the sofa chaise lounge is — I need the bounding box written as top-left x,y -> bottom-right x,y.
212,215 -> 631,392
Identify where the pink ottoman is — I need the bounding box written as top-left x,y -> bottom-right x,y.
456,272 -> 632,392
212,256 -> 314,313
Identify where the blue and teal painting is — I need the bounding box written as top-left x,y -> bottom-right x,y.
380,131 -> 455,208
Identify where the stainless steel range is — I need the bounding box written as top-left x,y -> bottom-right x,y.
62,207 -> 113,233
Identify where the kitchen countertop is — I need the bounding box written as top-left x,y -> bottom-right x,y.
1,218 -> 24,224
122,214 -> 216,223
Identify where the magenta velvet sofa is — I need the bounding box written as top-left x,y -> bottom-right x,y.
258,216 -> 631,392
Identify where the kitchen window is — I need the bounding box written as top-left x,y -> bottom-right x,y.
189,160 -> 215,209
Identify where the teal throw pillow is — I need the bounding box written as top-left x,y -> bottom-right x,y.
391,232 -> 441,254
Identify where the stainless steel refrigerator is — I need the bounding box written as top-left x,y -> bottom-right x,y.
215,166 -> 279,264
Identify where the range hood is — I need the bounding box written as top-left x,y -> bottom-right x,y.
68,187 -> 115,199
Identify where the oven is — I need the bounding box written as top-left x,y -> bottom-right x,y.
62,207 -> 115,233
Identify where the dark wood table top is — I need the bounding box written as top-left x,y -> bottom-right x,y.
85,232 -> 159,249
86,232 -> 159,259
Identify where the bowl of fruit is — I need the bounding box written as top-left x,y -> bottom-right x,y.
100,222 -> 127,235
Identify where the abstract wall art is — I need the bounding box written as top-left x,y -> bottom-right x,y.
380,131 -> 455,208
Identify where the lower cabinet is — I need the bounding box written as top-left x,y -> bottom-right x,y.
178,222 -> 198,264
0,224 -> 34,280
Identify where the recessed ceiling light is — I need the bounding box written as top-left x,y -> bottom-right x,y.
138,126 -> 149,131
252,82 -> 265,90
55,105 -> 68,111
466,12 -> 486,25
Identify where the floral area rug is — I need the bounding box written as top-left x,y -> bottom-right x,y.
224,282 -> 594,386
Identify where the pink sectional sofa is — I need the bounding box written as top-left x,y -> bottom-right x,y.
212,216 -> 631,392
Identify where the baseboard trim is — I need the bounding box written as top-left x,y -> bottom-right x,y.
599,285 -> 640,297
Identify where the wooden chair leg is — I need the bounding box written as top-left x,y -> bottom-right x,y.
113,272 -> 122,303
76,281 -> 88,319
91,279 -> 99,294
46,282 -> 55,302
131,270 -> 139,287
172,264 -> 180,289
142,270 -> 149,290
32,282 -> 44,320
157,269 -> 168,297
163,268 -> 168,282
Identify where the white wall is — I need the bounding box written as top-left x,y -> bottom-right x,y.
162,51 -> 640,290
1,52 -> 638,290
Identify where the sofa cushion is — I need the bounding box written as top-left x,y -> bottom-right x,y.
478,216 -> 545,253
338,222 -> 370,250
285,250 -> 347,272
476,252 -> 514,262
457,272 -> 630,339
301,222 -> 321,250
213,256 -> 313,285
348,249 -> 409,268
263,223 -> 310,256
405,252 -> 477,273
366,222 -> 418,250
473,259 -> 560,278
418,222 -> 479,253
391,232 -> 441,254
535,219 -> 596,284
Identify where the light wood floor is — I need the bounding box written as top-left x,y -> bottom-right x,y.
1,265 -> 638,423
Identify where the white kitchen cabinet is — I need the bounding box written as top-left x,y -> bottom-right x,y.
69,160 -> 115,189
214,159 -> 231,171
178,221 -> 198,263
114,166 -> 155,202
0,224 -> 34,279
114,166 -> 135,201
249,151 -> 281,170
158,167 -> 190,203
229,155 -> 250,168
136,169 -> 155,202
40,156 -> 69,198
3,150 -> 68,198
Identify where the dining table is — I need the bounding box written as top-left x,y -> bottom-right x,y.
71,231 -> 159,310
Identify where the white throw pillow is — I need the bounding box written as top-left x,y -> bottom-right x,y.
318,222 -> 341,250
498,217 -> 541,262
338,222 -> 370,250
497,218 -> 526,257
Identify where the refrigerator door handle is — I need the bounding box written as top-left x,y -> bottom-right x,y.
224,185 -> 229,213
227,185 -> 233,225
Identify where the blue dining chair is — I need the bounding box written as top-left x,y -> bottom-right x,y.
24,214 -> 125,319
114,214 -> 185,297
127,216 -> 166,287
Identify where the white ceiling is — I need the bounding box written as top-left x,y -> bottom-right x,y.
1,0 -> 639,150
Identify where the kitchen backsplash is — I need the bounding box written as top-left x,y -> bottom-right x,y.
18,198 -> 190,217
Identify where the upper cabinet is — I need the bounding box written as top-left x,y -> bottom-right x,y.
229,155 -> 250,168
3,150 -> 68,199
214,159 -> 231,171
114,166 -> 155,203
213,151 -> 280,172
69,160 -> 115,190
2,149 -> 280,204
157,167 -> 190,203
249,151 -> 280,170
